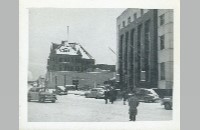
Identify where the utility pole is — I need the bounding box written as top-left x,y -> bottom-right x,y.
67,26 -> 69,42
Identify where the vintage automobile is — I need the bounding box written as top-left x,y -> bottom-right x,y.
161,96 -> 173,110
28,87 -> 57,103
85,88 -> 105,99
135,88 -> 160,103
56,86 -> 68,95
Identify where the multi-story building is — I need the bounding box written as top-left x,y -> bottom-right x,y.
47,41 -> 95,72
157,10 -> 173,89
117,9 -> 173,91
46,41 -> 115,89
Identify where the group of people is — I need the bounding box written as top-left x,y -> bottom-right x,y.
104,88 -> 140,121
104,88 -> 117,104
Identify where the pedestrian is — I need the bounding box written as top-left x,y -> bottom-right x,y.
128,92 -> 139,121
109,88 -> 116,104
122,90 -> 128,105
104,89 -> 110,104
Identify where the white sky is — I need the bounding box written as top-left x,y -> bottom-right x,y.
29,8 -> 125,80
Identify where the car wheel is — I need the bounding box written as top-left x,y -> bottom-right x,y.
85,94 -> 89,98
52,100 -> 55,103
28,99 -> 31,102
164,103 -> 172,110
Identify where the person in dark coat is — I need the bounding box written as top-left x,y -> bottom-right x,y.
109,88 -> 116,104
104,89 -> 110,104
128,93 -> 139,121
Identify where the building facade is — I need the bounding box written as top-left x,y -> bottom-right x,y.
46,70 -> 115,89
46,41 -> 115,89
47,41 -> 95,72
117,9 -> 173,91
157,10 -> 174,89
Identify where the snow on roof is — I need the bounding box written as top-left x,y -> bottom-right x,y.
55,41 -> 93,59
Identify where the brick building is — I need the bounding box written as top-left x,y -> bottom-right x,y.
47,41 -> 95,72
46,41 -> 115,89
117,9 -> 173,91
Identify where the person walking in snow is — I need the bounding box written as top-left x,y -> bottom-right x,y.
109,88 -> 116,104
104,89 -> 110,104
128,92 -> 139,121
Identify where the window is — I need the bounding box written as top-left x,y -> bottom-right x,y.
160,62 -> 165,80
159,14 -> 165,25
134,13 -> 137,21
122,21 -> 126,27
160,35 -> 165,50
125,32 -> 129,74
140,9 -> 144,16
140,71 -> 146,81
128,17 -> 131,24
65,57 -> 68,62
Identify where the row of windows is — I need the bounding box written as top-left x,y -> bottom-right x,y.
159,14 -> 165,26
52,65 -> 85,72
50,57 -> 78,62
119,20 -> 151,82
50,57 -> 94,65
59,57 -> 79,63
119,9 -> 147,29
119,11 -> 166,30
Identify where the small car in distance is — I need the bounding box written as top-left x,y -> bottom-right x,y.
28,87 -> 57,103
135,88 -> 160,103
56,86 -> 68,95
161,96 -> 173,110
85,88 -> 105,99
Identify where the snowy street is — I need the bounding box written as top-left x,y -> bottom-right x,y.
28,93 -> 172,122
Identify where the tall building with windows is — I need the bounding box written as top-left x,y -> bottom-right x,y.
157,10 -> 173,89
117,9 -> 173,91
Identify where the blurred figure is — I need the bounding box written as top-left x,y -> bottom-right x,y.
109,88 -> 116,104
122,90 -> 128,105
104,89 -> 110,104
128,92 -> 139,121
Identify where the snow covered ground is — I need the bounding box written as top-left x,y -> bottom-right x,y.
28,94 -> 172,122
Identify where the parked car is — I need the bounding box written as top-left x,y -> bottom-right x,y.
161,96 -> 173,110
28,87 -> 57,103
56,86 -> 68,95
135,88 -> 160,103
85,88 -> 105,99
65,85 -> 76,90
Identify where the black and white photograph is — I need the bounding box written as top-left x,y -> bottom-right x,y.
27,8 -> 173,122
19,0 -> 180,129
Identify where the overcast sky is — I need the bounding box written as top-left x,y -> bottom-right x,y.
29,8 -> 125,80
